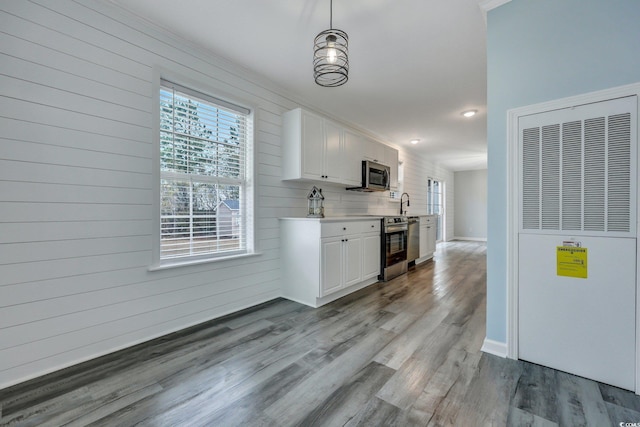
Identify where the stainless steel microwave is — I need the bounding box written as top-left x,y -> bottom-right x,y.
347,160 -> 390,192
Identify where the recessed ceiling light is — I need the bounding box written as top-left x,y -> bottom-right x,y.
410,139 -> 420,145
462,110 -> 477,118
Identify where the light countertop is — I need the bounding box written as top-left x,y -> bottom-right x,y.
279,216 -> 383,221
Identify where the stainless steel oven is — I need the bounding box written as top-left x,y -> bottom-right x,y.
381,216 -> 408,281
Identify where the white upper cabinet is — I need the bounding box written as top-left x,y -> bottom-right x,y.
300,110 -> 324,180
343,130 -> 365,186
284,108 -> 341,183
384,145 -> 399,191
362,137 -> 385,164
323,119 -> 343,182
282,108 -> 398,189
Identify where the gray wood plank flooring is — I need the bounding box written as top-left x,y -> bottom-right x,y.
2,241 -> 640,426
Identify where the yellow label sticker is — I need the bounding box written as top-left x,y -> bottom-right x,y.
557,246 -> 588,278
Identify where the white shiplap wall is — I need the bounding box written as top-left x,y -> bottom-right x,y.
399,152 -> 455,241
0,0 -> 453,389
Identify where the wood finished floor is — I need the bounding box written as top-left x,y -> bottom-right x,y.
2,241 -> 640,426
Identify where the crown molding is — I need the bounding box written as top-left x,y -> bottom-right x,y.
478,0 -> 512,13
477,0 -> 512,25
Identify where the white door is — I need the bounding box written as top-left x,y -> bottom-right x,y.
519,234 -> 636,390
518,96 -> 637,391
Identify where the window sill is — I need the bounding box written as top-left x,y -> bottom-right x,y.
148,251 -> 262,272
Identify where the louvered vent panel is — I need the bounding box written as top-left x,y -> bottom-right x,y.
541,124 -> 560,230
608,113 -> 631,232
522,127 -> 540,230
561,121 -> 582,230
584,117 -> 606,231
521,96 -> 635,235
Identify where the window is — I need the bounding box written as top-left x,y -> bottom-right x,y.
427,178 -> 444,242
159,79 -> 251,263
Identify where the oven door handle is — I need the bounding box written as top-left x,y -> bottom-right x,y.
385,224 -> 408,233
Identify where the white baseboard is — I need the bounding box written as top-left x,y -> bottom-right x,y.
452,236 -> 487,242
481,338 -> 508,358
315,277 -> 379,307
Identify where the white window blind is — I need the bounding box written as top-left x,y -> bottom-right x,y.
159,79 -> 250,261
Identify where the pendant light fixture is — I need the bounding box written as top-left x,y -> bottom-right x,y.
313,0 -> 348,87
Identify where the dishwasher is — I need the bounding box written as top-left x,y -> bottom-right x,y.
406,216 -> 420,264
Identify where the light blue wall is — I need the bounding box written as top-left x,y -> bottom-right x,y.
486,0 -> 640,343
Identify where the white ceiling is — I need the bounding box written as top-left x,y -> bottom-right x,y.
110,0 -> 488,171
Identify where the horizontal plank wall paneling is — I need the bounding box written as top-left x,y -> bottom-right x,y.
0,0 -> 454,389
401,153 -> 455,240
0,0 -> 286,389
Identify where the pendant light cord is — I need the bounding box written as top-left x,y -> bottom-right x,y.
330,0 -> 333,29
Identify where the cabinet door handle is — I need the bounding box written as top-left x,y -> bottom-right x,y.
345,239 -> 348,242
343,227 -> 346,230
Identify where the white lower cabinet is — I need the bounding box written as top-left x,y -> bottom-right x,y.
427,224 -> 436,251
281,218 -> 381,307
419,225 -> 428,258
320,235 -> 363,296
320,237 -> 343,296
362,234 -> 381,280
343,238 -> 363,288
417,215 -> 437,264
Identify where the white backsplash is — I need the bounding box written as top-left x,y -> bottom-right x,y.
287,148 -> 454,224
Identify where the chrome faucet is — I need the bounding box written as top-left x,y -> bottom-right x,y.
400,192 -> 410,216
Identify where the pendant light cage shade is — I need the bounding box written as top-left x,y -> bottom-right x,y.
313,28 -> 349,87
